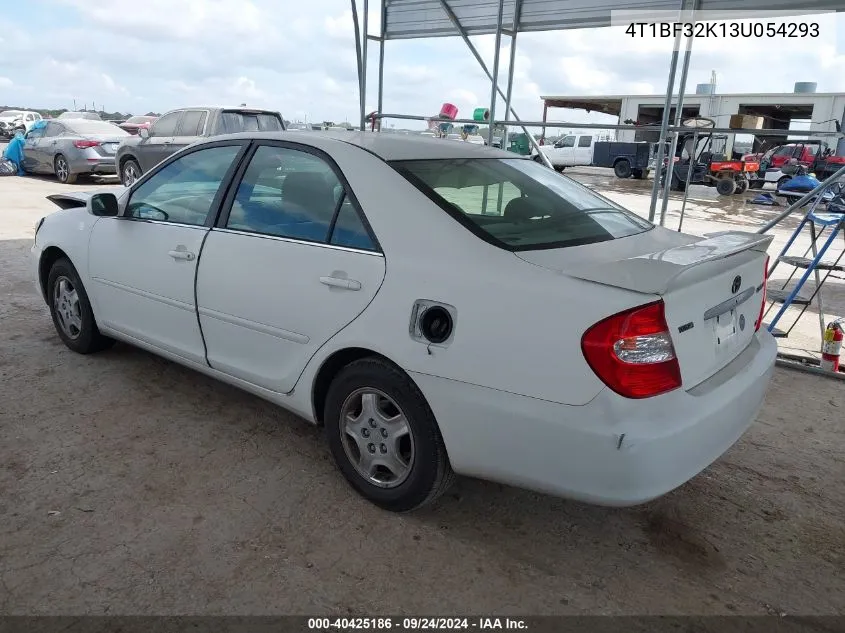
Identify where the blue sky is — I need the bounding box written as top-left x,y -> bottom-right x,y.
1,1 -> 843,129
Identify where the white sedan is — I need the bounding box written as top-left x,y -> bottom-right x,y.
32,132 -> 777,512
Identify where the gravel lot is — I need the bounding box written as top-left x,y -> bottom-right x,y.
1,172 -> 843,616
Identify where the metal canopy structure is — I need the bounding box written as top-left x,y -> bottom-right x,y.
352,0 -> 844,224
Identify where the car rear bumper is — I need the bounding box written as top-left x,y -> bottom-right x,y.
68,153 -> 117,175
411,330 -> 777,506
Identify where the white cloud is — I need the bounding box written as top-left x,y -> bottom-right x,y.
0,2 -> 842,132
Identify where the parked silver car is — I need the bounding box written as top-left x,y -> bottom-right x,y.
57,111 -> 102,121
22,119 -> 130,183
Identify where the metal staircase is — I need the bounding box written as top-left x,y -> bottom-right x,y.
763,184 -> 845,341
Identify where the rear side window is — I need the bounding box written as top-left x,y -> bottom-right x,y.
226,144 -> 375,250
578,136 -> 592,147
219,112 -> 284,134
392,158 -> 652,251
178,110 -> 207,136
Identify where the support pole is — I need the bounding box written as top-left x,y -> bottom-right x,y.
437,0 -> 551,168
659,0 -> 696,227
502,0 -> 523,143
542,102 -> 547,143
360,0 -> 369,131
377,0 -> 386,120
351,0 -> 364,130
647,0 -> 686,223
676,130 -> 698,233
488,0 -> 505,147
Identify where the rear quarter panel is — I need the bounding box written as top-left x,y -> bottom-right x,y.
291,140 -> 652,407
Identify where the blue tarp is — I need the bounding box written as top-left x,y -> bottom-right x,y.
2,132 -> 25,175
2,120 -> 46,175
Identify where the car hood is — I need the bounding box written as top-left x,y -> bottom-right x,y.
0,115 -> 22,122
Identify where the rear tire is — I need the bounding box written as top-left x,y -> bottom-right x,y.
47,257 -> 115,354
121,158 -> 142,186
716,177 -> 737,196
54,155 -> 77,184
324,358 -> 455,512
614,159 -> 632,179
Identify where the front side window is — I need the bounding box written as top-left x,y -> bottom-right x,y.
126,145 -> 241,225
226,145 -> 375,249
26,127 -> 45,140
392,158 -> 652,251
150,111 -> 181,137
558,136 -> 575,148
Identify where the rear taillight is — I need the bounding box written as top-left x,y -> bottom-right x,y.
755,255 -> 770,332
73,140 -> 100,149
581,300 -> 682,399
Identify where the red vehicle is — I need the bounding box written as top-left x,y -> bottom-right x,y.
743,142 -> 820,169
117,115 -> 158,135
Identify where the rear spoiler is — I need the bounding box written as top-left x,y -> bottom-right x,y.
566,231 -> 774,295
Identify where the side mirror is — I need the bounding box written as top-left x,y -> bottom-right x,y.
90,193 -> 119,217
139,127 -> 150,139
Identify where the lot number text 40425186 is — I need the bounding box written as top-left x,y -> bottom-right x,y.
307,617 -> 529,630
625,21 -> 820,38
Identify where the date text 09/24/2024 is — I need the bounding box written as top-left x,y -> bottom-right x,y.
626,21 -> 819,38
308,618 -> 528,630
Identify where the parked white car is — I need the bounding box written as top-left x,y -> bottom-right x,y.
32,132 -> 777,511
533,133 -> 595,170
0,109 -> 42,139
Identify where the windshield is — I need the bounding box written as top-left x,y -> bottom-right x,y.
0,110 -> 23,117
66,120 -> 129,136
392,158 -> 652,251
219,111 -> 284,133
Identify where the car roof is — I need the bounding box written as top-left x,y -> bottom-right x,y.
200,130 -> 521,161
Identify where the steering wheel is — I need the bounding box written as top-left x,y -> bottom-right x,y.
131,203 -> 169,222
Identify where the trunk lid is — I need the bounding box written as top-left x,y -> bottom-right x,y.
516,228 -> 773,390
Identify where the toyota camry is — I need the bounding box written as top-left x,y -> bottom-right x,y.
32,131 -> 777,512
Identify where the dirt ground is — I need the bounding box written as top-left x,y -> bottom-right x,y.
1,171 -> 843,616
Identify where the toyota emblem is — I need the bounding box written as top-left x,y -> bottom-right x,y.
731,275 -> 742,294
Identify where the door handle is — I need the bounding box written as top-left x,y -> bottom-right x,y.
168,249 -> 195,261
320,276 -> 361,291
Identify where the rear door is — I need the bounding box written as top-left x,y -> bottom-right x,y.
171,109 -> 208,153
195,141 -> 385,393
137,110 -> 182,171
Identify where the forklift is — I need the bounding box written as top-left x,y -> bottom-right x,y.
660,120 -> 760,195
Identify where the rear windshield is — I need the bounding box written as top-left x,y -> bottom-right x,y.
65,120 -> 129,135
125,115 -> 156,124
219,111 -> 284,134
391,158 -> 653,251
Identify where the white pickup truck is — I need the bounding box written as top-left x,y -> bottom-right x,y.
532,133 -> 595,170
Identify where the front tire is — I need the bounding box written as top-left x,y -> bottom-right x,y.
121,158 -> 142,186
324,358 -> 454,512
47,258 -> 114,354
735,178 -> 749,194
54,154 -> 77,184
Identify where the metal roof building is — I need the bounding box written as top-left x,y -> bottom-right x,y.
540,86 -> 845,152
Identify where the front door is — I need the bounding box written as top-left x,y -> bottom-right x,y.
195,142 -> 386,393
556,135 -> 576,165
22,127 -> 45,173
135,110 -> 182,172
87,142 -> 246,364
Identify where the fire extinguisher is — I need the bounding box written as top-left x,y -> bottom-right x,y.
820,321 -> 843,373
